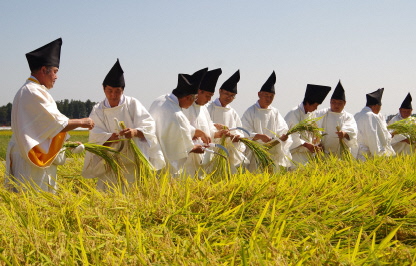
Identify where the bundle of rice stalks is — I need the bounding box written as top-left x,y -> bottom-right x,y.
239,138 -> 275,171
264,117 -> 325,150
208,130 -> 231,180
63,142 -> 122,178
336,125 -> 352,159
286,116 -> 325,142
387,117 -> 416,144
119,121 -> 155,180
263,139 -> 280,150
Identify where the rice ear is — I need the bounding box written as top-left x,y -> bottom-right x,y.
119,120 -> 155,181
287,116 -> 325,140
207,133 -> 231,180
336,126 -> 352,159
240,138 -> 275,171
387,117 -> 416,144
64,142 -> 123,179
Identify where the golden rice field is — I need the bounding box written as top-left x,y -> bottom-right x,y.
0,151 -> 416,265
0,130 -> 416,264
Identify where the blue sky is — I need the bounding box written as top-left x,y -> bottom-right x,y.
1,1 -> 416,117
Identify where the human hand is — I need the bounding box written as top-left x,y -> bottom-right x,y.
81,118 -> 95,130
194,129 -> 211,144
229,134 -> 241,142
190,144 -> 205,154
252,134 -> 271,143
119,128 -> 139,139
303,142 -> 322,153
214,123 -> 226,130
336,130 -> 349,140
401,138 -> 410,144
214,129 -> 229,138
279,134 -> 289,142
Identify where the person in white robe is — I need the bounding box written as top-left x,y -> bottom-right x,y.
5,38 -> 94,192
206,70 -> 246,172
241,71 -> 293,171
315,81 -> 358,158
354,88 -> 395,161
387,93 -> 414,155
182,68 -> 228,177
82,59 -> 165,191
284,84 -> 331,167
149,69 -> 211,176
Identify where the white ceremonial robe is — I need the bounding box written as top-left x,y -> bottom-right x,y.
241,102 -> 293,171
206,98 -> 246,171
6,77 -> 69,192
284,103 -> 316,166
82,95 -> 165,190
315,107 -> 358,158
149,94 -> 196,175
182,102 -> 217,177
387,114 -> 414,155
354,107 -> 395,161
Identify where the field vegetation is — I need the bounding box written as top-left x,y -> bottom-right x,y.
0,130 -> 416,264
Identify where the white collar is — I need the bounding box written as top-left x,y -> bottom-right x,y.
255,101 -> 271,109
28,76 -> 48,91
168,93 -> 179,104
214,98 -> 229,108
298,103 -> 306,113
104,94 -> 125,108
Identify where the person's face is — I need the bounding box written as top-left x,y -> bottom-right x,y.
370,104 -> 381,114
104,85 -> 124,107
330,99 -> 346,113
42,66 -> 59,89
399,108 -> 412,119
196,89 -> 214,105
181,94 -> 197,109
219,89 -> 236,106
258,91 -> 275,108
304,102 -> 319,113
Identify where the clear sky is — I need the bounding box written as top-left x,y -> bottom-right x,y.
1,1 -> 416,117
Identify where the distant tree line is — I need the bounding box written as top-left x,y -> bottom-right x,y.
0,100 -> 96,126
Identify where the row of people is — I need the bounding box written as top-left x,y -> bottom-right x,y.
5,38 -> 414,192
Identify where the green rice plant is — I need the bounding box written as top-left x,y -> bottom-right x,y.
287,116 -> 325,142
264,117 -> 325,150
0,131 -> 11,160
118,121 -> 155,181
1,152 -> 416,264
387,117 -> 416,144
239,138 -> 275,171
286,116 -> 323,135
63,141 -> 123,180
208,132 -> 231,180
336,125 -> 352,159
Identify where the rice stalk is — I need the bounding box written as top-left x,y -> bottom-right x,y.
239,138 -> 275,171
63,142 -> 123,179
208,129 -> 231,180
336,125 -> 352,159
387,117 -> 416,144
264,117 -> 325,151
287,116 -> 325,142
118,121 -> 155,181
263,129 -> 281,150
